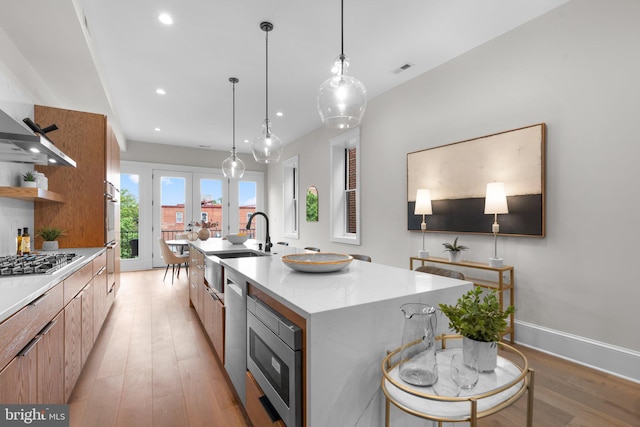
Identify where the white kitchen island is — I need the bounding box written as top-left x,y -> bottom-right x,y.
214,244 -> 473,427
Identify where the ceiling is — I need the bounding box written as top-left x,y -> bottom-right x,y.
0,0 -> 567,154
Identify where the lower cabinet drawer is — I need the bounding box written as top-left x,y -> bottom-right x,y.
0,284 -> 64,370
246,371 -> 286,427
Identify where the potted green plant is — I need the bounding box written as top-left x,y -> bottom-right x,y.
21,171 -> 37,188
442,237 -> 468,262
36,226 -> 66,251
439,286 -> 515,371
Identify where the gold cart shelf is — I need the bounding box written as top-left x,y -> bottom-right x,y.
0,186 -> 64,203
381,335 -> 534,427
410,256 -> 515,343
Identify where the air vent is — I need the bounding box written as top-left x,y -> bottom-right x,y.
393,62 -> 415,74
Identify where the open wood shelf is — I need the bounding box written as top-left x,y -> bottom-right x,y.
0,186 -> 64,203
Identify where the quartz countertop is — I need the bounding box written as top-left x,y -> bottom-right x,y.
219,246 -> 471,317
189,237 -> 265,255
0,247 -> 105,323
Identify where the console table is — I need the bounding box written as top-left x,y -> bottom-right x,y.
410,257 -> 515,343
381,335 -> 534,426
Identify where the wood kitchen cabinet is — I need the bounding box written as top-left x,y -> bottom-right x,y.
34,105 -> 120,299
203,286 -> 225,364
246,371 -> 286,427
189,247 -> 205,318
0,292 -> 65,404
0,250 -> 111,405
0,341 -> 37,404
93,251 -> 108,338
34,105 -> 120,248
64,254 -> 106,400
64,290 -> 82,400
37,312 -> 65,404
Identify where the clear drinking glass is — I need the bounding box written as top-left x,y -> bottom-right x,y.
451,353 -> 479,390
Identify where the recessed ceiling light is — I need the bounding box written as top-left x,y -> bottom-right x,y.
276,111 -> 283,117
154,127 -> 161,132
244,139 -> 250,143
158,13 -> 173,25
156,88 -> 166,95
48,158 -> 57,164
30,147 -> 40,153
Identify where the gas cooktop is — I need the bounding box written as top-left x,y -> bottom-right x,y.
0,253 -> 83,277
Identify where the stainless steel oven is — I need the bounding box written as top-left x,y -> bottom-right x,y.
247,295 -> 302,427
104,181 -> 118,245
104,180 -> 118,294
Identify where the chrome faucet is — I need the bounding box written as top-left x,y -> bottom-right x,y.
246,211 -> 271,252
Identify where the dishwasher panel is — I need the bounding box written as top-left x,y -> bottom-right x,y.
224,272 -> 247,404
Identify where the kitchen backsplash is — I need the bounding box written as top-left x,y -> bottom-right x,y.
0,63 -> 38,255
0,161 -> 34,256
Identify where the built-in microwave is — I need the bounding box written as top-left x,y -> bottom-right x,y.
247,295 -> 302,427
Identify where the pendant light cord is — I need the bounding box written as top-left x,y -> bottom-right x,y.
265,29 -> 270,130
340,0 -> 345,76
232,80 -> 236,155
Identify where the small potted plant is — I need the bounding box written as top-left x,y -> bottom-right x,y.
439,286 -> 515,371
21,171 -> 37,188
442,237 -> 468,262
36,226 -> 66,251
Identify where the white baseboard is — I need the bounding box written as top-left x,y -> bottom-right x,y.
515,320 -> 640,384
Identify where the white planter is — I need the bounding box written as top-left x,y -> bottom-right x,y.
448,251 -> 463,263
21,181 -> 37,188
42,241 -> 59,251
462,336 -> 498,372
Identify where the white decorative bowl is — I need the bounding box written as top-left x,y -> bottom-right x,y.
227,233 -> 249,244
282,253 -> 353,273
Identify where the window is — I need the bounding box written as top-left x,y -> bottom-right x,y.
120,173 -> 140,260
176,211 -> 184,224
282,156 -> 299,238
330,128 -> 360,245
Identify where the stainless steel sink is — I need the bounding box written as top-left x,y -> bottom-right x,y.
205,250 -> 267,293
213,250 -> 267,259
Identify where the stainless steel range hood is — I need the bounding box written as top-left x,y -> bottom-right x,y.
0,108 -> 76,167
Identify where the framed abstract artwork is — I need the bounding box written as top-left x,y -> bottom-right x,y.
407,123 -> 545,237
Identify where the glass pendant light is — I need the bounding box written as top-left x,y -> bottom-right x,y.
222,77 -> 245,179
252,21 -> 283,164
317,0 -> 367,129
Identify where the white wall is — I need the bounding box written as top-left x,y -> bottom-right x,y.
121,139 -> 267,173
268,0 -> 640,380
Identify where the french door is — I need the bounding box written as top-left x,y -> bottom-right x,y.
152,170 -> 225,267
120,161 -> 263,271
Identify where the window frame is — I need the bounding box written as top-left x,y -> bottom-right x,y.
282,155 -> 299,239
330,128 -> 360,245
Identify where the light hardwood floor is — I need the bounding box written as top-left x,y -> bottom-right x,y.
69,269 -> 640,426
68,268 -> 250,427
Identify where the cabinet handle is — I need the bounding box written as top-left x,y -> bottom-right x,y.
29,292 -> 49,306
258,395 -> 282,423
97,266 -> 106,275
108,286 -> 115,294
39,319 -> 58,336
18,335 -> 42,357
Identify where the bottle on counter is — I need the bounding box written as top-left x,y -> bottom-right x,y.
21,227 -> 30,255
16,229 -> 22,256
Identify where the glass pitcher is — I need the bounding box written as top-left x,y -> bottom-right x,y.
399,303 -> 438,386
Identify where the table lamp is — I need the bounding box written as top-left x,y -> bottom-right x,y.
484,182 -> 509,267
414,189 -> 432,258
